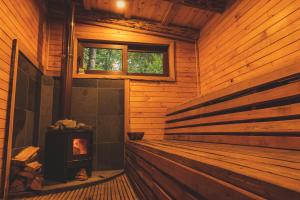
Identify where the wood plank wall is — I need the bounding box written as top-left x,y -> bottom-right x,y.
46,19 -> 64,75
198,0 -> 300,95
0,0 -> 47,188
129,41 -> 197,139
46,23 -> 198,140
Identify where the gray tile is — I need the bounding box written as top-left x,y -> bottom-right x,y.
97,142 -> 124,170
18,54 -> 28,71
98,79 -> 124,89
39,83 -> 54,146
92,144 -> 98,170
24,111 -> 35,146
39,85 -> 54,118
97,115 -> 124,143
13,108 -> 27,148
27,78 -> 39,111
73,78 -> 98,88
53,78 -> 61,88
42,75 -> 54,86
71,87 -> 98,118
98,89 -> 124,115
38,115 -> 51,148
15,68 -> 28,110
18,54 -> 41,82
52,86 -> 61,122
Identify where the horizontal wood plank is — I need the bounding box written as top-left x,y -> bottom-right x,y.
167,80 -> 300,121
164,134 -> 300,150
166,103 -> 300,128
166,119 -> 300,134
127,142 -> 263,200
127,140 -> 300,200
168,62 -> 300,115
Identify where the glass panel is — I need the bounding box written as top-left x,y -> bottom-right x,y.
128,51 -> 164,74
83,48 -> 122,71
73,138 -> 88,155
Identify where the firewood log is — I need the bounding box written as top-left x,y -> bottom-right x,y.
29,176 -> 43,191
12,146 -> 39,166
24,161 -> 42,173
9,178 -> 26,193
18,171 -> 35,180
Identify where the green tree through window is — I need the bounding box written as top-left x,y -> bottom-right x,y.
83,48 -> 122,71
128,51 -> 163,74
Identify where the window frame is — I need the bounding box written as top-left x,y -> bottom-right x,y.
73,38 -> 176,82
78,43 -> 128,75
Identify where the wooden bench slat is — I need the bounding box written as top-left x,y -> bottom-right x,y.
126,156 -> 164,200
166,119 -> 300,134
126,143 -> 263,200
166,103 -> 300,129
167,80 -> 300,122
126,149 -> 200,200
152,140 -> 300,162
127,141 -> 300,200
126,159 -> 153,200
144,140 -> 300,170
140,141 -> 300,179
165,134 -> 300,150
152,182 -> 173,200
132,141 -> 300,186
167,62 -> 300,115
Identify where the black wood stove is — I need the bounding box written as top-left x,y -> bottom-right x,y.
44,128 -> 93,181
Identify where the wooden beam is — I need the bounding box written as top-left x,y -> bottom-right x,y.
163,0 -> 228,13
76,9 -> 200,42
161,1 -> 181,26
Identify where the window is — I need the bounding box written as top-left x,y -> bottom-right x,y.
77,42 -> 169,77
127,45 -> 168,76
78,43 -> 127,74
83,48 -> 122,71
128,51 -> 163,74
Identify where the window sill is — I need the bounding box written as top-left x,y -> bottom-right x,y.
72,73 -> 176,82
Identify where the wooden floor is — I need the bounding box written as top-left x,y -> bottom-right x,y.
16,174 -> 138,200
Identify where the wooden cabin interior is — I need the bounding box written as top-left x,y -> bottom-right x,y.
0,0 -> 300,199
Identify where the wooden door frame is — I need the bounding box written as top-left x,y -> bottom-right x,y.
1,39 -> 19,200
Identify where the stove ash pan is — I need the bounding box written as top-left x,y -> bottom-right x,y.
44,128 -> 93,182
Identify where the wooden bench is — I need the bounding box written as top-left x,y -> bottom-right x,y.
125,64 -> 300,200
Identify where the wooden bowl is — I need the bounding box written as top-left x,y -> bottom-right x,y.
127,132 -> 144,140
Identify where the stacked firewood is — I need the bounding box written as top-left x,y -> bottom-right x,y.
10,146 -> 43,193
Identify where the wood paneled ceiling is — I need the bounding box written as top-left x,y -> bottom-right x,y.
47,0 -> 230,42
83,0 -> 224,29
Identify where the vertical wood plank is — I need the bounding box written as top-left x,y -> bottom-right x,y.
2,39 -> 18,200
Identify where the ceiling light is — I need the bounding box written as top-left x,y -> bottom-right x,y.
116,0 -> 126,9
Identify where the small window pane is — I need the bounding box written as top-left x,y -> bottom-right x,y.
83,48 -> 122,71
128,51 -> 164,74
